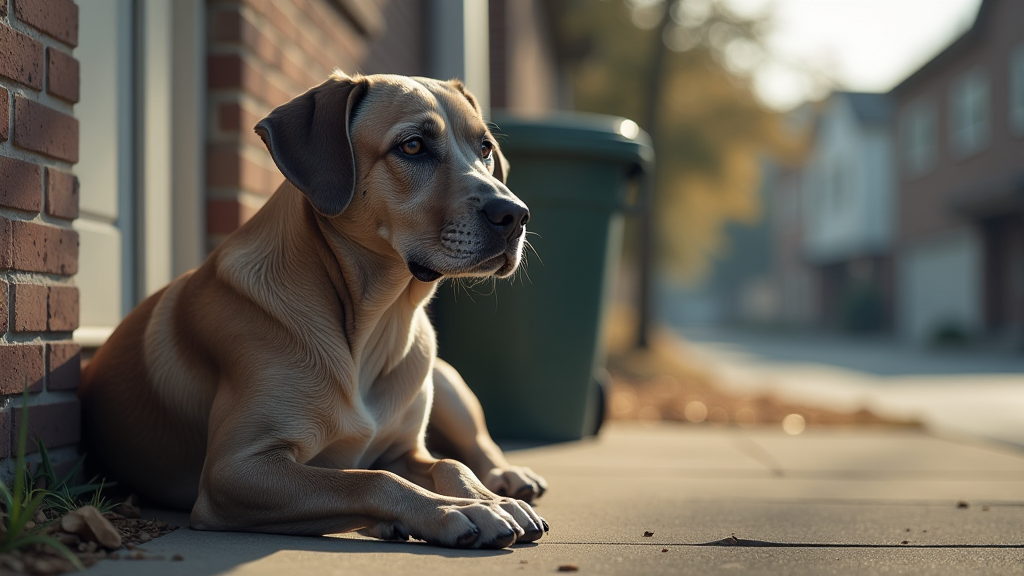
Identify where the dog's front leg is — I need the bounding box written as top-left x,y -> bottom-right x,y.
193,398 -> 532,549
380,450 -> 547,543
428,358 -> 548,502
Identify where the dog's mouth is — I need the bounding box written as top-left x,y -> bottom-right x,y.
408,261 -> 443,282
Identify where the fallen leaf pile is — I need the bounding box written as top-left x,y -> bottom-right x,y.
603,307 -> 918,428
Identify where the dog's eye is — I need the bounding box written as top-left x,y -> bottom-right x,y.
400,138 -> 424,156
481,141 -> 493,160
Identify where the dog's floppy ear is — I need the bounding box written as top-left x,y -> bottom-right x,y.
255,75 -> 368,217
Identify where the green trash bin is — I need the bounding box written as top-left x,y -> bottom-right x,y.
432,111 -> 654,442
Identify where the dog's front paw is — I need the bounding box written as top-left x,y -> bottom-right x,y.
481,466 -> 548,503
411,500 -> 545,549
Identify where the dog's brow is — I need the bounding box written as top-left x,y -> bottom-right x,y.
388,114 -> 447,141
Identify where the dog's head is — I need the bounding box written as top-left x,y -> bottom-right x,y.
255,72 -> 529,282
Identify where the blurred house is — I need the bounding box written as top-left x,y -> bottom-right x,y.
1,0 -> 562,471
769,161 -> 818,328
892,0 -> 1024,347
800,92 -> 895,333
682,0 -> 1024,349
673,93 -> 897,333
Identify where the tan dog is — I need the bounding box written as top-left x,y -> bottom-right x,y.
79,72 -> 548,549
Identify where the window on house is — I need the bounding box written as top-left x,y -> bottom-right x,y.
1012,43 -> 1024,136
901,100 -> 936,178
949,68 -> 990,156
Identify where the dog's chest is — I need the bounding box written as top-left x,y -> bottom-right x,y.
309,317 -> 433,469
310,382 -> 429,469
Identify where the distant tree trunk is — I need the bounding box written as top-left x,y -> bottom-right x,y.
635,1 -> 672,349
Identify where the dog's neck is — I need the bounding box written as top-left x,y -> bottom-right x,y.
293,183 -> 437,359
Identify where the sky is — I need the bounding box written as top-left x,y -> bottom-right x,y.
721,0 -> 984,110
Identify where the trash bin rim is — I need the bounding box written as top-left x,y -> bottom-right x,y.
490,110 -> 654,167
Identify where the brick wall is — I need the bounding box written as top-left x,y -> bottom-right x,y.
0,0 -> 81,467
205,0 -> 425,246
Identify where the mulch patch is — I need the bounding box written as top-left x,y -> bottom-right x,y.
0,510 -> 177,575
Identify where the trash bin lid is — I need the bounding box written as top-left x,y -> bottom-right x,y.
490,111 -> 654,171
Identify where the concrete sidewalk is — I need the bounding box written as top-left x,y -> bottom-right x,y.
83,423 -> 1024,575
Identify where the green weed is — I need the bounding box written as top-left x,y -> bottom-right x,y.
0,387 -> 83,570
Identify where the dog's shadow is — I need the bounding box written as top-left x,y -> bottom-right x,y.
87,510 -> 529,576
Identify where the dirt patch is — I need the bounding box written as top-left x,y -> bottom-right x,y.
0,510 -> 177,575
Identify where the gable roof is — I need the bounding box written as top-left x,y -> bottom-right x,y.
892,0 -> 993,93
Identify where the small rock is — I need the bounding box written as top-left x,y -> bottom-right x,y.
55,532 -> 80,547
172,554 -> 185,561
982,505 -> 990,512
34,510 -> 47,525
557,566 -> 579,572
31,557 -> 65,575
956,501 -> 969,509
0,554 -> 25,572
643,531 -> 654,537
900,540 -> 909,545
114,495 -> 142,519
109,552 -> 120,560
661,548 -> 668,553
62,506 -> 122,550
139,532 -> 152,543
23,521 -> 35,531
519,560 -> 528,564
127,551 -> 146,560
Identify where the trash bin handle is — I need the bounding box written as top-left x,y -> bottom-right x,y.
620,158 -> 655,215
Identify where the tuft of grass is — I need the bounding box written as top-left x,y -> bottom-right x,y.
0,385 -> 84,570
34,441 -> 115,516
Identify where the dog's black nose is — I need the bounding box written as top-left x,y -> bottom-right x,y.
481,199 -> 530,239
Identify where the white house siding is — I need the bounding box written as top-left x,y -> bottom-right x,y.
802,96 -> 893,265
898,227 -> 983,344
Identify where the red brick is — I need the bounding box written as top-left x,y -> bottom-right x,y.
11,282 -> 47,332
46,284 -> 77,331
208,54 -> 243,89
46,47 -> 79,103
0,86 -> 8,142
207,147 -> 282,195
218,102 -> 268,148
14,0 -> 78,47
0,409 -> 10,459
45,167 -> 78,219
10,399 -> 79,454
0,23 -> 44,89
212,10 -> 278,65
208,54 -> 292,107
0,156 -> 42,213
2,218 -> 78,275
47,342 -> 80,391
13,97 -> 79,162
0,217 -> 10,269
0,343 -> 45,395
0,280 -> 8,332
207,198 -> 259,235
